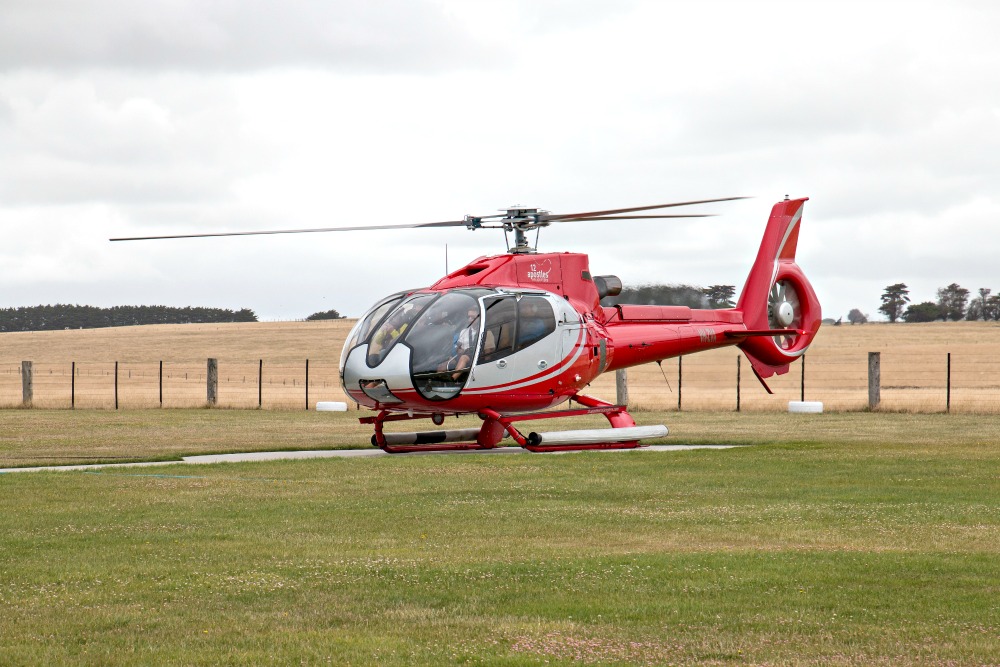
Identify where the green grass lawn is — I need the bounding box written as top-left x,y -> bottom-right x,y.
4,408 -> 1000,468
1,411 -> 999,665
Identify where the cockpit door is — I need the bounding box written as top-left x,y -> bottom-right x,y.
467,293 -> 562,393
470,295 -> 518,389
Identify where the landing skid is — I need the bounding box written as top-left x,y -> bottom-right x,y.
360,395 -> 668,454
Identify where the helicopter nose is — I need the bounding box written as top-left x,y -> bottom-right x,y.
358,378 -> 401,404
342,344 -> 415,406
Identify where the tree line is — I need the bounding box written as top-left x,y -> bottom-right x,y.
305,309 -> 346,321
602,284 -> 736,309
868,283 -> 1000,323
0,304 -> 258,332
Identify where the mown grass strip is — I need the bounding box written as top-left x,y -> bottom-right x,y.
2,428 -> 998,665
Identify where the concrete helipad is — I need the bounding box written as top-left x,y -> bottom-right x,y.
0,444 -> 743,474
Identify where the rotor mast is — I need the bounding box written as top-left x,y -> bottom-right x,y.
499,206 -> 546,254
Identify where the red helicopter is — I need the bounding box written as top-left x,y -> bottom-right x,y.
112,195 -> 821,453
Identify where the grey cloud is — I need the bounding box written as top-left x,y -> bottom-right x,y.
0,74 -> 258,206
0,0 -> 495,73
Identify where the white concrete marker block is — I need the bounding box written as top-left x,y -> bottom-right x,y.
788,401 -> 823,413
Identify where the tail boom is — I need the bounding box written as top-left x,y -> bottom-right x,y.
597,197 -> 821,387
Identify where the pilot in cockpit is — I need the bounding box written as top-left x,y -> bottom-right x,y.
440,306 -> 480,378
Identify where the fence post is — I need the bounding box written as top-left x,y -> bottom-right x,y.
736,355 -> 741,412
615,368 -> 628,406
946,352 -> 951,413
305,359 -> 310,410
115,361 -> 119,410
258,359 -> 263,408
71,361 -> 76,409
159,360 -> 163,407
677,356 -> 683,411
868,352 -> 881,410
801,353 -> 806,402
207,358 -> 218,406
21,361 -> 32,407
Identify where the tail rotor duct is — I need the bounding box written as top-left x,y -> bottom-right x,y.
768,279 -> 802,349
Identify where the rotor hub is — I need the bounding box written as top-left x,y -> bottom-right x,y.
776,301 -> 795,327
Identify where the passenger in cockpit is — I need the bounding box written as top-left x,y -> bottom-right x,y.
457,307 -> 479,350
369,307 -> 411,358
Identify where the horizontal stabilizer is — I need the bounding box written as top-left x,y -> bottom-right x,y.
726,328 -> 806,339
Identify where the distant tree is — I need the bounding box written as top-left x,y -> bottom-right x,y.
985,295 -> 1000,322
878,283 -> 910,323
847,308 -> 868,325
602,284 -> 708,308
306,309 -> 346,321
965,288 -> 991,321
903,301 -> 941,323
702,285 -> 736,309
936,283 -> 970,321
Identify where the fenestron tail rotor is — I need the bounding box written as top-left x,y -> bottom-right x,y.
110,196 -> 749,253
768,279 -> 803,349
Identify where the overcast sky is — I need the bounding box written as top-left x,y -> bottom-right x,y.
2,0 -> 997,322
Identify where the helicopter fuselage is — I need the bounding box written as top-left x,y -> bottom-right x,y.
111,195 -> 819,452
339,251 -> 752,416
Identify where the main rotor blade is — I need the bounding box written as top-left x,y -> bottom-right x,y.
553,214 -> 716,221
109,196 -> 749,241
110,219 -> 469,241
544,196 -> 748,222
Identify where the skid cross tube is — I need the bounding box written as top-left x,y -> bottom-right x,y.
478,394 -> 647,453
359,395 -> 663,454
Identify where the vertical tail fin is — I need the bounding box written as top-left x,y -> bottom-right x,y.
736,197 -> 822,383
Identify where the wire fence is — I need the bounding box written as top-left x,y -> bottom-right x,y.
587,351 -> 1000,413
3,351 -> 1000,413
1,360 -> 348,410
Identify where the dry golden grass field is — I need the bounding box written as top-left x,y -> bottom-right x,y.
2,319 -> 1000,412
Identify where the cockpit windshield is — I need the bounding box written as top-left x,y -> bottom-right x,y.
342,287 -> 557,404
366,293 -> 436,367
406,291 -> 484,400
346,292 -> 406,354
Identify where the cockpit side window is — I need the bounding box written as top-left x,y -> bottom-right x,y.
366,293 -> 436,367
515,296 -> 556,350
478,296 -> 518,364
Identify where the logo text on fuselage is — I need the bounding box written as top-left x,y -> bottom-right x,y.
526,263 -> 550,282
